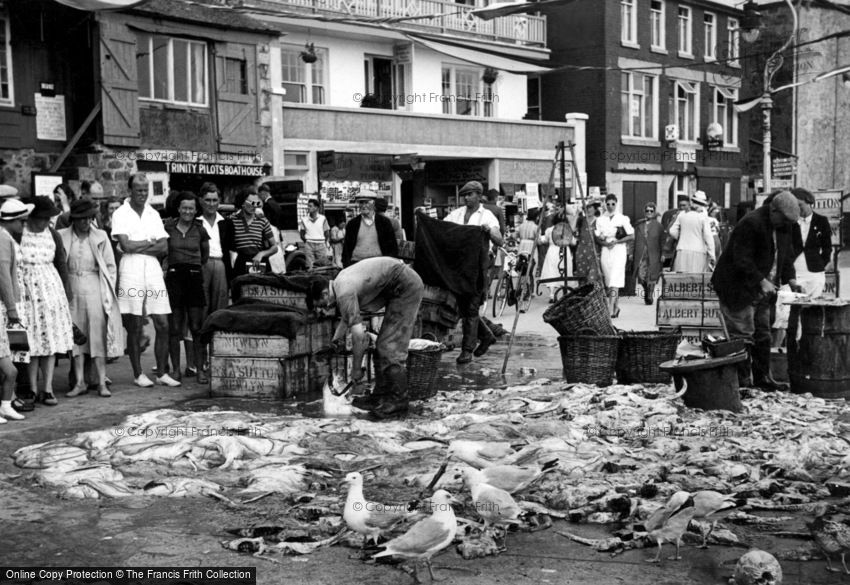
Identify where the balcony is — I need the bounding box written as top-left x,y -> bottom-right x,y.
249,0 -> 546,47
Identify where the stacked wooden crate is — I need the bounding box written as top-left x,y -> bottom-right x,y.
656,272 -> 722,346
415,284 -> 461,348
209,285 -> 338,400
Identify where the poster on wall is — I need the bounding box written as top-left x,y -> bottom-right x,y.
32,173 -> 64,197
320,181 -> 392,204
34,93 -> 67,141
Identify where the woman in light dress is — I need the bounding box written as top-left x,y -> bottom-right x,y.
594,194 -> 634,318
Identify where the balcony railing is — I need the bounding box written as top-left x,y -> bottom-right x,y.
253,0 -> 546,47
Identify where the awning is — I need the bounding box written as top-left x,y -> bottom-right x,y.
406,34 -> 550,74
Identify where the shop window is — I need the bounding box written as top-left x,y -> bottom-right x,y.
224,57 -> 248,94
0,14 -> 12,106
136,32 -> 208,106
281,45 -> 327,104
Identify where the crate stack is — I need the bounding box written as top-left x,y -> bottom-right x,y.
656,272 -> 722,346
209,284 -> 340,400
813,190 -> 842,299
415,285 -> 462,349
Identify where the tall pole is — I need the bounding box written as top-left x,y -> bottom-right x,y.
558,140 -> 566,206
761,0 -> 798,194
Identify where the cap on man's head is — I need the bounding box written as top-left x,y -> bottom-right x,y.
458,181 -> 484,196
676,193 -> 690,203
771,190 -> 801,222
791,187 -> 815,205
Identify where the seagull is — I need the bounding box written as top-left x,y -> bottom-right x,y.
456,467 -> 521,549
447,440 -> 516,469
644,490 -> 696,563
454,460 -> 557,494
342,472 -> 411,548
371,489 -> 459,584
692,490 -> 744,548
808,503 -> 850,574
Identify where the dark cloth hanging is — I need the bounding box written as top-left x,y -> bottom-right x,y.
574,214 -> 602,284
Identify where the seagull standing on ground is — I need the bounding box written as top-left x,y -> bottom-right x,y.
692,490 -> 743,548
644,490 -> 696,563
371,489 -> 459,583
809,503 -> 850,574
342,471 -> 410,548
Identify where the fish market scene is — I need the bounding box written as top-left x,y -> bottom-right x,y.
2,0 -> 850,584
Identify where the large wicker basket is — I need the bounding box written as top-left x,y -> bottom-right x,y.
407,346 -> 443,400
616,329 -> 682,384
543,282 -> 616,336
558,331 -> 621,387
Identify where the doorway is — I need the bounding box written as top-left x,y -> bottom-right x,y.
621,181 -> 656,296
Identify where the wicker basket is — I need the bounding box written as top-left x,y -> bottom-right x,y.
543,282 -> 616,336
616,329 -> 682,384
558,331 -> 620,387
407,346 -> 443,400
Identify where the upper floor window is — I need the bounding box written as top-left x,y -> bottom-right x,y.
0,15 -> 12,106
621,72 -> 657,139
441,66 -> 495,117
674,80 -> 699,142
650,1 -> 666,50
363,56 -> 407,111
678,6 -> 692,57
621,0 -> 638,46
281,45 -> 327,104
704,12 -> 716,60
713,86 -> 738,147
136,33 -> 208,106
727,18 -> 740,67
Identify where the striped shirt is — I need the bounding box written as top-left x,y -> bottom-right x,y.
228,212 -> 273,255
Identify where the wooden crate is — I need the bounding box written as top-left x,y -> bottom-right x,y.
211,332 -> 289,358
661,272 -> 716,299
289,318 -> 336,356
665,326 -> 726,346
240,284 -> 309,310
657,299 -> 720,327
823,272 -> 838,299
210,356 -> 285,399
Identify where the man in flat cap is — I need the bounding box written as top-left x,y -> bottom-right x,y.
342,190 -> 398,267
444,181 -> 503,364
711,190 -> 802,391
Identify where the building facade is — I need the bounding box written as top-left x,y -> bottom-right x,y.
536,0 -> 747,222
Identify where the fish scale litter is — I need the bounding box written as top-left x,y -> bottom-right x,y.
11,379 -> 850,555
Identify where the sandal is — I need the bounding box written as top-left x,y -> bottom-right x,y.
11,397 -> 34,413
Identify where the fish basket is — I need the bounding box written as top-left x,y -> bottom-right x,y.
543,282 -> 616,336
407,346 -> 443,401
558,331 -> 620,387
616,329 -> 682,384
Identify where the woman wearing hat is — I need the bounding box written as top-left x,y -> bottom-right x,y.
0,199 -> 34,422
13,196 -> 74,406
669,190 -> 715,273
58,199 -> 123,398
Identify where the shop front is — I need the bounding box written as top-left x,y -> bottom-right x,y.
317,152 -> 396,229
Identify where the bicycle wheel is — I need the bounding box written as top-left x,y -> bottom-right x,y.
493,272 -> 510,318
518,274 -> 533,313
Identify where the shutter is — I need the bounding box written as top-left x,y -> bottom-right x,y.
215,42 -> 258,152
98,15 -> 140,146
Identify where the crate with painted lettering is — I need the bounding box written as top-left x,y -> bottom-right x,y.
211,332 -> 290,358
239,284 -> 309,310
656,299 -> 721,327
660,272 -> 716,299
210,356 -> 287,399
668,326 -> 726,347
823,272 -> 838,299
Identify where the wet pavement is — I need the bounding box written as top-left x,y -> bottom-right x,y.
0,294 -> 840,584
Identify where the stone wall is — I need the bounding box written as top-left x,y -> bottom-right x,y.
0,149 -> 61,198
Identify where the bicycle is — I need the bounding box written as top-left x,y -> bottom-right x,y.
492,247 -> 534,318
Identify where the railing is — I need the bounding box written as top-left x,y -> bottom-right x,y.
256,0 -> 547,47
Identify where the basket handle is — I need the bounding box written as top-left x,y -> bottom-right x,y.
576,327 -> 597,336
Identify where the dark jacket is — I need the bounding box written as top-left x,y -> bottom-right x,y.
792,212 -> 832,273
632,217 -> 664,283
342,214 -> 399,267
711,206 -> 796,311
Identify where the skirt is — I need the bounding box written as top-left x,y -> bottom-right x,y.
165,264 -> 206,308
674,250 -> 711,273
69,272 -> 107,357
0,303 -> 10,360
600,244 -> 628,289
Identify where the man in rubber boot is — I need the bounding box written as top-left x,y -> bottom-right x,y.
711,190 -> 802,392
312,256 -> 424,418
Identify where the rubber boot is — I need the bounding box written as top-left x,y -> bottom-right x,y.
371,365 -> 409,418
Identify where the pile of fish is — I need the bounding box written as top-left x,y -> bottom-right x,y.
12,379 -> 850,562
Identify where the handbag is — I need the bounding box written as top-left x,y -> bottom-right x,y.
7,327 -> 28,352
73,323 -> 88,346
615,226 -> 628,240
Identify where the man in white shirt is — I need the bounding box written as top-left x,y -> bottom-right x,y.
791,188 -> 832,297
199,182 -> 228,312
111,173 -> 179,388
444,181 -> 503,364
299,198 -> 330,270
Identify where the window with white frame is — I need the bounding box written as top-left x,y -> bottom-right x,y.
280,45 -> 327,104
621,72 -> 657,139
727,18 -> 740,67
678,6 -> 692,56
651,1 -> 665,50
136,33 -> 207,106
704,12 -> 716,60
713,86 -> 738,146
441,66 -> 494,117
0,15 -> 12,106
674,80 -> 699,142
621,0 -> 638,46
